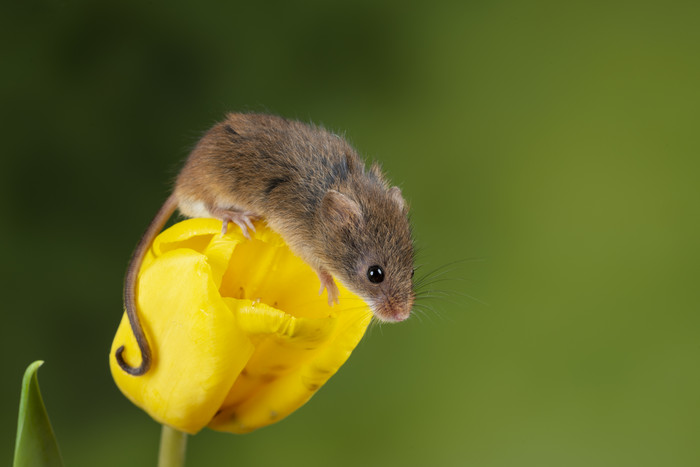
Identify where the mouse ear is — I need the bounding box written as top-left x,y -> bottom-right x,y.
388,186 -> 407,213
321,190 -> 362,227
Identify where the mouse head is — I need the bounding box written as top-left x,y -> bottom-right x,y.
318,187 -> 415,322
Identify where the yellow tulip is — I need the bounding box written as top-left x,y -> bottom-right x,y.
110,218 -> 372,434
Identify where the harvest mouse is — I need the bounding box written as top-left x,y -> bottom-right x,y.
116,113 -> 415,375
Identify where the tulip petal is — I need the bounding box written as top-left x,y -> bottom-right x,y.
111,218 -> 373,435
110,249 -> 253,434
209,288 -> 372,434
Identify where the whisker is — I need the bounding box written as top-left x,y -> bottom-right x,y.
414,265 -> 468,287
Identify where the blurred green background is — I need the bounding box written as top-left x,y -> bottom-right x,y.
2,0 -> 699,465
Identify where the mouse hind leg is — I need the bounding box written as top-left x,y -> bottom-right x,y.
209,205 -> 260,238
177,194 -> 260,239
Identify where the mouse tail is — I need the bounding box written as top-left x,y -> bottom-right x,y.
115,193 -> 179,376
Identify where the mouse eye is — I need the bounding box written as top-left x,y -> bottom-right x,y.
367,265 -> 385,284
411,268 -> 415,278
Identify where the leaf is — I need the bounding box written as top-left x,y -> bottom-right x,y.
13,361 -> 64,467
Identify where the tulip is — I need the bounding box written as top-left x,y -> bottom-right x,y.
110,218 -> 372,434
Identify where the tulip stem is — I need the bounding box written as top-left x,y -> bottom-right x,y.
158,425 -> 187,467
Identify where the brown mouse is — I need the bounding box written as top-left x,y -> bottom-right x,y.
116,113 -> 415,375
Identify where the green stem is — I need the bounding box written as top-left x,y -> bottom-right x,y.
158,425 -> 187,467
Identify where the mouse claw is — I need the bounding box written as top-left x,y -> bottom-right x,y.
328,292 -> 340,306
214,208 -> 259,240
237,222 -> 252,240
316,269 -> 340,306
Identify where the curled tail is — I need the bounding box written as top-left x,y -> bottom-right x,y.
115,193 -> 179,376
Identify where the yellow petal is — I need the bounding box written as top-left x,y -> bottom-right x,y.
218,231 -> 333,319
110,248 -> 253,434
210,273 -> 372,432
111,218 -> 372,434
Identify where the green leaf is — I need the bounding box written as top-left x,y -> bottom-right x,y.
13,361 -> 64,467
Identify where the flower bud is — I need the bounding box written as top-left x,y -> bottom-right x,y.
110,219 -> 372,434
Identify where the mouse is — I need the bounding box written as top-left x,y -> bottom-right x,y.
115,112 -> 415,375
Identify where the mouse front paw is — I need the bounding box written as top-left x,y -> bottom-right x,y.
316,269 -> 340,306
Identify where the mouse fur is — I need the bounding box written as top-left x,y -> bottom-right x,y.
116,112 -> 415,376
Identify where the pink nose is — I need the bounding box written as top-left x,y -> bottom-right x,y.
376,297 -> 413,322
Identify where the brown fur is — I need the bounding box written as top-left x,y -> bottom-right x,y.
116,113 -> 414,376
175,113 -> 415,321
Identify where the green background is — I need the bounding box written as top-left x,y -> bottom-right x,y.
2,1 -> 699,466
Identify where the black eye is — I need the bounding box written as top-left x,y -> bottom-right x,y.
411,268 -> 415,278
367,265 -> 385,284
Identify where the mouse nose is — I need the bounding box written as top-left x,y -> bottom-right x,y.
391,305 -> 411,322
376,295 -> 413,322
